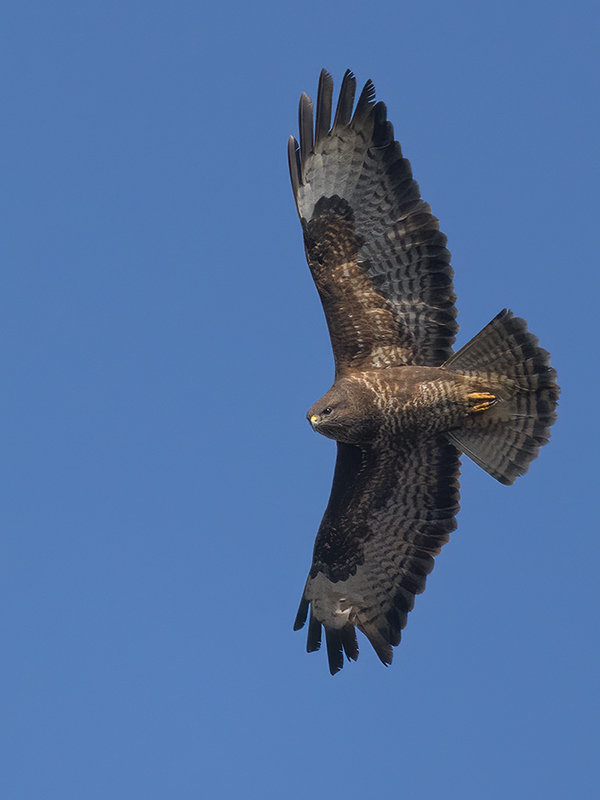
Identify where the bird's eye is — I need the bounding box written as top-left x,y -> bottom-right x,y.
322,407 -> 332,415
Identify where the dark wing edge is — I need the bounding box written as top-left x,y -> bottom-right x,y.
288,69 -> 458,370
294,437 -> 461,674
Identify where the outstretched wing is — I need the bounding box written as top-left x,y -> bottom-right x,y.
294,435 -> 461,674
288,70 -> 457,374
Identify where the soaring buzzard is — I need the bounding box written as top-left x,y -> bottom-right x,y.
288,70 -> 559,674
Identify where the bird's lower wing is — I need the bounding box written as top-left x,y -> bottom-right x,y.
294,436 -> 461,674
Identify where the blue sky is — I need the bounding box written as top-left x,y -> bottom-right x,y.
2,1 -> 598,797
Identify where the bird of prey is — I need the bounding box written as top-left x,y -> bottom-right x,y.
288,69 -> 559,675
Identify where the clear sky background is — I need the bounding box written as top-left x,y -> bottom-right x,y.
2,1 -> 598,798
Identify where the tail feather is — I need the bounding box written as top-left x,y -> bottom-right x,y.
444,309 -> 559,485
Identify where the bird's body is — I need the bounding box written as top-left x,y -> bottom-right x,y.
309,366 -> 493,442
288,70 -> 559,673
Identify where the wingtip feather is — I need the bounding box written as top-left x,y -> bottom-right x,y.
299,92 -> 314,168
353,78 -> 376,122
307,613 -> 322,652
316,68 -> 334,144
333,69 -> 356,129
358,622 -> 394,666
293,596 -> 309,631
341,625 -> 359,662
287,135 -> 301,202
325,628 -> 344,675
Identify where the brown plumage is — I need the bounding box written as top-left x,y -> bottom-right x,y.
289,69 -> 559,674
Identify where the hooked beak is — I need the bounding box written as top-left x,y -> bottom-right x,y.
309,414 -> 319,428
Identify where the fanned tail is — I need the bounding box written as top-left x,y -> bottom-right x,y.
444,309 -> 559,485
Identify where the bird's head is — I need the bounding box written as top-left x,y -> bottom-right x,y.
307,379 -> 377,444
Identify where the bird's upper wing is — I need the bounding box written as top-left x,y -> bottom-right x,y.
294,435 -> 461,674
288,70 -> 457,374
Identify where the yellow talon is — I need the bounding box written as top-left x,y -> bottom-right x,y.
467,391 -> 497,413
